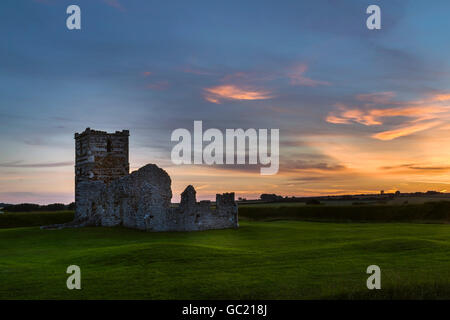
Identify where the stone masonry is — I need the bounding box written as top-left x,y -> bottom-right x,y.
44,128 -> 238,231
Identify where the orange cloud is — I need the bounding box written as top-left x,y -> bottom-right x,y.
372,121 -> 441,141
432,94 -> 450,102
326,91 -> 450,140
326,106 -> 380,125
204,85 -> 272,104
327,105 -> 447,127
288,64 -> 330,87
325,115 -> 351,124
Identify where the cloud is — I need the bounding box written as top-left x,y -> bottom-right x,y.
288,64 -> 330,87
432,94 -> 450,102
372,121 -> 441,141
0,161 -> 73,168
381,163 -> 450,173
201,65 -> 328,104
326,92 -> 450,140
284,161 -> 346,172
326,106 -> 381,126
327,105 -> 447,126
203,84 -> 272,104
380,163 -> 415,170
410,166 -> 450,171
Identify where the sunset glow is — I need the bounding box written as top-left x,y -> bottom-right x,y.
2,1 -> 450,204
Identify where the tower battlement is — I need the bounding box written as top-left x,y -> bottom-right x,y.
74,128 -> 129,139
74,128 -> 129,186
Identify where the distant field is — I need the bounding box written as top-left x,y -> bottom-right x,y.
1,205 -> 450,299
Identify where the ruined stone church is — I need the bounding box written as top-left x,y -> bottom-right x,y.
57,128 -> 238,231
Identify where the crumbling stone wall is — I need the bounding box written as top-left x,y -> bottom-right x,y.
46,128 -> 238,232
69,164 -> 238,231
167,185 -> 238,231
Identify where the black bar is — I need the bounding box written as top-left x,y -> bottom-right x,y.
0,300 -> 447,318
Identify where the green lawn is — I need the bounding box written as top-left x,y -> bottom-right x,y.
1,218 -> 450,299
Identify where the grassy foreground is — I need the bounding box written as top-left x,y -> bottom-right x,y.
1,217 -> 450,299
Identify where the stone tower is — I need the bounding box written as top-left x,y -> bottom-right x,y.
53,128 -> 239,232
74,128 -> 129,201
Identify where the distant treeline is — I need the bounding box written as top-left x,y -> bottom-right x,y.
3,203 -> 75,212
258,191 -> 446,203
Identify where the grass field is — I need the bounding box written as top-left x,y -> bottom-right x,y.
1,206 -> 450,299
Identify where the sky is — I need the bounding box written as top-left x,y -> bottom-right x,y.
2,0 -> 450,204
